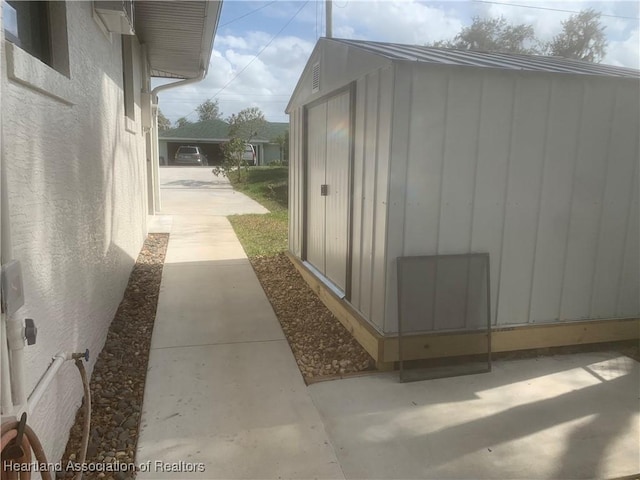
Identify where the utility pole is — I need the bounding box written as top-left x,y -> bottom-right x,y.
326,0 -> 332,38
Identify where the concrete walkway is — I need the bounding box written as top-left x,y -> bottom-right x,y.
137,168 -> 343,479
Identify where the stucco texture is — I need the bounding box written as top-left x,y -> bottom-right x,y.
1,2 -> 147,463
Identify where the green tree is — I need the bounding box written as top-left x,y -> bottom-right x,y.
547,9 -> 607,62
272,130 -> 289,164
213,107 -> 266,181
196,99 -> 222,122
431,10 -> 608,62
175,117 -> 191,128
434,16 -> 540,54
157,108 -> 171,131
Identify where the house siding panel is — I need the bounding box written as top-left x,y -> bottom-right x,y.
590,83 -> 639,318
560,81 -> 618,320
347,68 -> 393,331
528,77 -> 583,323
1,2 -> 147,462
469,74 -> 514,326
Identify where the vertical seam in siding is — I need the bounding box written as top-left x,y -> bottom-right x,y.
298,110 -> 302,255
368,72 -> 381,320
357,76 -> 368,307
494,79 -> 518,326
402,67 -> 413,254
615,131 -> 639,315
435,75 -> 451,255
557,82 -> 586,320
296,108 -> 302,257
346,82 -> 356,301
468,76 -> 485,252
381,66 -> 396,330
588,84 -> 619,317
294,110 -> 298,254
465,75 -> 485,329
432,75 -> 451,328
526,80 -> 554,324
302,106 -> 309,261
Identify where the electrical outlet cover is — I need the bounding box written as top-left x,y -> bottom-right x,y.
1,260 -> 25,316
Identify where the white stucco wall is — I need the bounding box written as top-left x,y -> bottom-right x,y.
1,2 -> 148,463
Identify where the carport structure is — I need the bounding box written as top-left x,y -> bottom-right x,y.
159,119 -> 288,166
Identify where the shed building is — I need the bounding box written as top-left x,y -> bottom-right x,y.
286,38 -> 640,366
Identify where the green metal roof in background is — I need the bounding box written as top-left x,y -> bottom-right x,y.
160,119 -> 288,142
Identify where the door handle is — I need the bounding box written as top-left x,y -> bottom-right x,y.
321,184 -> 328,196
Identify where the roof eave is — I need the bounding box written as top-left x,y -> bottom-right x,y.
135,1 -> 222,80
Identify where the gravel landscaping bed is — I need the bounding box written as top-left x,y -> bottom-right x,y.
59,233 -> 169,479
249,253 -> 375,382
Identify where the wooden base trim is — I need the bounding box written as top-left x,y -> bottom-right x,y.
383,318 -> 639,362
287,251 -> 639,365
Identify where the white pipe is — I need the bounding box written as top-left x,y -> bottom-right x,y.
150,69 -> 205,99
7,318 -> 26,406
1,315 -> 13,414
326,0 -> 332,38
27,351 -> 73,412
151,108 -> 161,212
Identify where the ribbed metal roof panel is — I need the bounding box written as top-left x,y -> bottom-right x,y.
334,39 -> 640,78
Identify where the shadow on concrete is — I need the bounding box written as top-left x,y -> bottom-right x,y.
310,353 -> 639,479
162,179 -> 228,189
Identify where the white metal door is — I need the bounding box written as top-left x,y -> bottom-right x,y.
305,90 -> 351,293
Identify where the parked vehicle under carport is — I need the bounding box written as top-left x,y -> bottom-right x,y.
174,145 -> 208,166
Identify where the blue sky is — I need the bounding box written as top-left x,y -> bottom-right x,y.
155,0 -> 640,124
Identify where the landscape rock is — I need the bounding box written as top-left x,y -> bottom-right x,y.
249,253 -> 375,382
60,234 -> 168,479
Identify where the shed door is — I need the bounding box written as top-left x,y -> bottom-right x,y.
306,90 -> 351,293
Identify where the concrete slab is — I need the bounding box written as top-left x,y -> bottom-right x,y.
137,341 -> 344,479
159,167 -> 268,216
163,216 -> 247,265
308,352 -> 640,479
148,215 -> 173,233
150,262 -> 285,349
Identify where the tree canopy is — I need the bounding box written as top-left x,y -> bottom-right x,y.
196,99 -> 222,122
175,117 -> 191,128
227,107 -> 266,141
547,9 -> 607,62
213,107 -> 267,181
157,108 -> 171,131
432,9 -> 608,62
434,16 -> 538,54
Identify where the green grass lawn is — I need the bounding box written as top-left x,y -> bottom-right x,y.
227,166 -> 288,257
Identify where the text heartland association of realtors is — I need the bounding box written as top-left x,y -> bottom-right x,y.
2,460 -> 206,473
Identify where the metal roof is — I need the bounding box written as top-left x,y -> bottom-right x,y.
134,1 -> 222,79
333,38 -> 640,79
160,120 -> 289,142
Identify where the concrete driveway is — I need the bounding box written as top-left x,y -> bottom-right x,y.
158,166 -> 268,216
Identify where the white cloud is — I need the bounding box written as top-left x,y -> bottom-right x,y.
333,0 -> 464,44
154,0 -> 639,125
605,28 -> 640,68
156,33 -> 314,123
